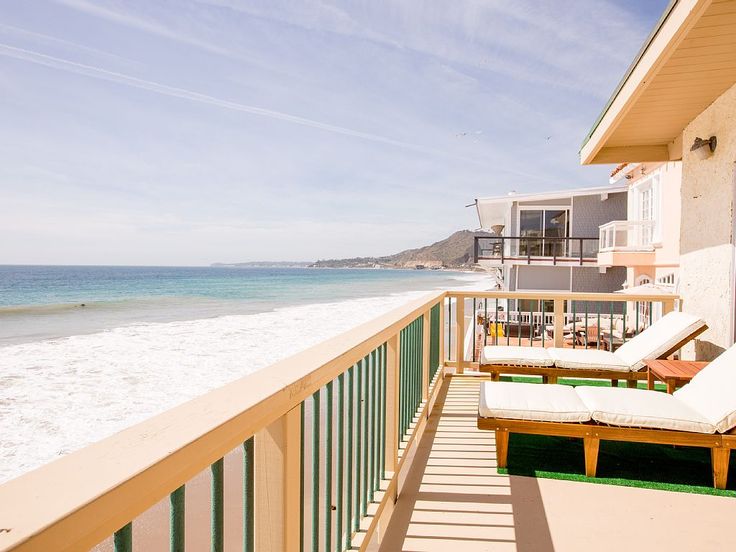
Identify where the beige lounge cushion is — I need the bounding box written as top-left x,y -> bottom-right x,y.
576,386 -> 715,434
548,348 -> 630,372
479,381 -> 591,422
613,311 -> 706,371
674,343 -> 736,433
481,345 -> 553,367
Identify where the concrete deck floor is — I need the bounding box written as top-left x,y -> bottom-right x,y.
378,374 -> 736,552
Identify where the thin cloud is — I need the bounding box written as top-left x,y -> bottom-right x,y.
0,43 -> 438,155
0,42 -> 549,179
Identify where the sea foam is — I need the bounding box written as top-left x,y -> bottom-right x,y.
0,284 -> 485,483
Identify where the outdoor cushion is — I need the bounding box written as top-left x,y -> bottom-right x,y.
548,348 -> 630,372
479,381 -> 591,422
613,311 -> 706,371
674,343 -> 736,433
576,386 -> 716,434
481,345 -> 553,367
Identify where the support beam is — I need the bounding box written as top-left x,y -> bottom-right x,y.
421,311 -> 430,401
553,299 -> 565,348
255,406 -> 301,552
455,297 -> 465,374
384,334 -> 400,480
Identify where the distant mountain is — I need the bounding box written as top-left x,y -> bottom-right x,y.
311,230 -> 490,269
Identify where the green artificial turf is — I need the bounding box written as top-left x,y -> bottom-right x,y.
494,376 -> 736,497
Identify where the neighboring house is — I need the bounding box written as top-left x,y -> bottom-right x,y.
598,161 -> 682,290
473,184 -> 628,312
580,0 -> 736,360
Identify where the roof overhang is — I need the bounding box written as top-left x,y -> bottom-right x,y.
581,0 -> 736,165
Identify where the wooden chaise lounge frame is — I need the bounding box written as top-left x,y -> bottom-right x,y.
477,416 -> 736,489
480,324 -> 708,387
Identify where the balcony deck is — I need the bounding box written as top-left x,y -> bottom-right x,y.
378,374 -> 736,551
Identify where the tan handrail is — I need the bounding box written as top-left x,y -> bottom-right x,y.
0,291 -> 446,552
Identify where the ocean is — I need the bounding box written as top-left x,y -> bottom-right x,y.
0,265 -> 489,483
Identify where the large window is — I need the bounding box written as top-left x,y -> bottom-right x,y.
518,208 -> 569,257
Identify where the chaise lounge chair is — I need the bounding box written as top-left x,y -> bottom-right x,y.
477,343 -> 736,488
480,311 -> 707,386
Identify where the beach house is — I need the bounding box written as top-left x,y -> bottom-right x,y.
598,161 -> 682,290
580,0 -> 736,360
473,184 -> 628,296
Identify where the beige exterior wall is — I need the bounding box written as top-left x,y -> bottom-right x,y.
621,161 -> 681,288
679,82 -> 736,360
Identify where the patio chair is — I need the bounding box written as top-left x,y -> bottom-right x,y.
480,311 -> 707,386
477,342 -> 736,489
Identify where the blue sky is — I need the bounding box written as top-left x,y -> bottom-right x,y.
0,0 -> 668,265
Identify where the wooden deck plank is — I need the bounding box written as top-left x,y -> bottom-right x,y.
375,375 -> 736,552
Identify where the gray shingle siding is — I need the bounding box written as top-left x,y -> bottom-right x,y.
571,191 -> 627,237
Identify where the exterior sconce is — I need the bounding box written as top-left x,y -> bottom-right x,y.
690,135 -> 717,160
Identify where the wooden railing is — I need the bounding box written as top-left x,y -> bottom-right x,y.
0,292 -> 446,552
445,291 -> 679,372
0,289 -> 680,551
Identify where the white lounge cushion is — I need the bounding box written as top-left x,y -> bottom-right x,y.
576,386 -> 716,434
674,343 -> 736,433
479,381 -> 591,422
613,311 -> 706,371
481,345 -> 553,367
548,348 -> 630,372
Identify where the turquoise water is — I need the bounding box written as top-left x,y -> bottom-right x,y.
0,265 -> 478,344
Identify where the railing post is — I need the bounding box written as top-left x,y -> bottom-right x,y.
438,298 -> 445,369
553,298 -> 565,348
663,298 -> 676,315
422,310 -> 430,400
455,295 -> 465,374
384,333 -> 400,484
255,405 -> 301,552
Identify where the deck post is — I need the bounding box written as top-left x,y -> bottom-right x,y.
553,298 -> 565,348
438,297 -> 446,370
663,298 -> 676,315
455,296 -> 465,374
384,333 -> 400,490
255,405 -> 301,552
422,310 -> 430,401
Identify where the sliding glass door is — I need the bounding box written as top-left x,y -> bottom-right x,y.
519,208 -> 569,257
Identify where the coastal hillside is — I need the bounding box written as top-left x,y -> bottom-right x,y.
311,230 -> 488,269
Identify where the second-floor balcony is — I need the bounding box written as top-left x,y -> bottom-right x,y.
474,235 -> 599,266
598,220 -> 656,267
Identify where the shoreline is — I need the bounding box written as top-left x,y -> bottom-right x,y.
0,273 -> 493,484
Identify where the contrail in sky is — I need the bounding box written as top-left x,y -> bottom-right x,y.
0,42 -> 555,180
0,43 -> 450,157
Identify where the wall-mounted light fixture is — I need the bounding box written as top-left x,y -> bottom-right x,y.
690,135 -> 717,160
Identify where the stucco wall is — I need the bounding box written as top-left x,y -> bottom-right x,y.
571,191 -> 627,237
679,82 -> 736,360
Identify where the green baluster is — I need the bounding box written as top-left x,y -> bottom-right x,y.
170,486 -> 185,552
336,374 -> 344,552
325,382 -> 333,551
312,390 -> 320,552
243,438 -> 254,552
114,523 -> 132,552
211,458 -> 224,552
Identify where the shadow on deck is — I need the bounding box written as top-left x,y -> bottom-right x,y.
379,375 -> 553,551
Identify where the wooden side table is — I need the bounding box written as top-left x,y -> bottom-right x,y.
645,359 -> 709,393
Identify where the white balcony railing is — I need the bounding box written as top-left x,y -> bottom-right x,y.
598,220 -> 655,252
